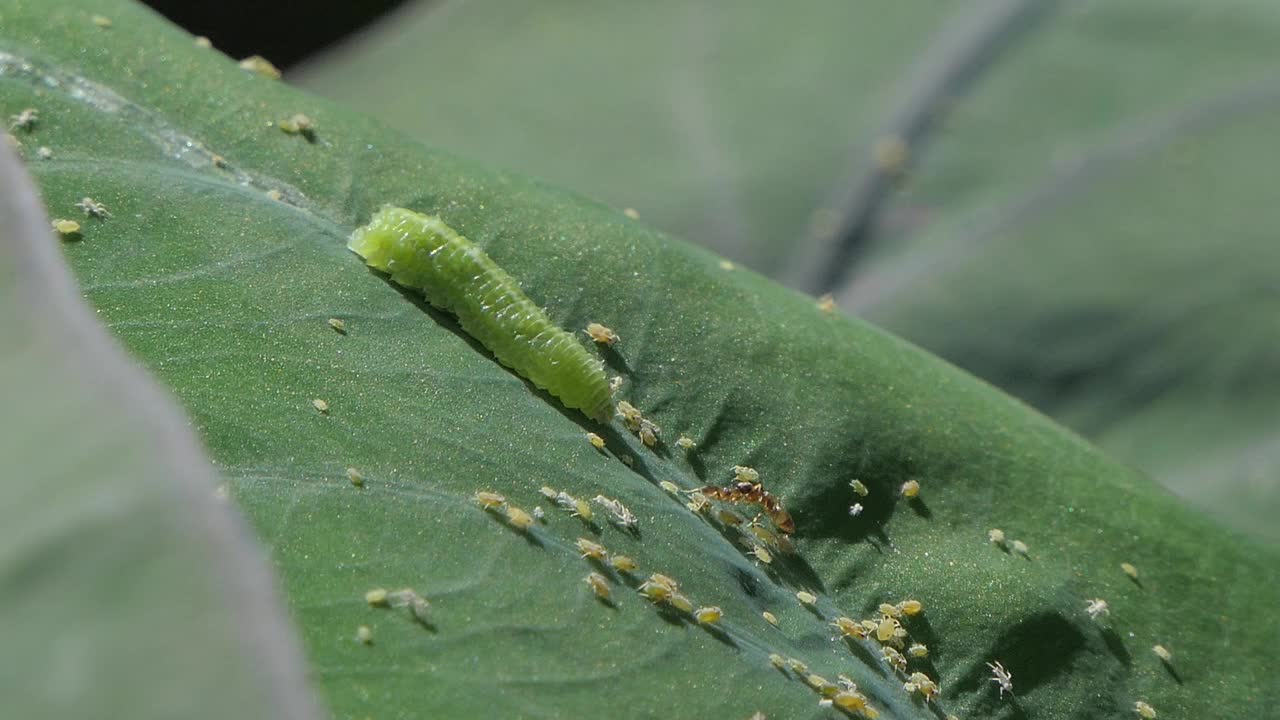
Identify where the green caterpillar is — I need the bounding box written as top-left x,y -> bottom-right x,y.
348,206 -> 612,422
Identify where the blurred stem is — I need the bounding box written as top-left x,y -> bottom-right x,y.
789,0 -> 1059,294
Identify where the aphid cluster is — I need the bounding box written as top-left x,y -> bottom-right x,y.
541,486 -> 594,523
637,573 -> 693,613
615,400 -> 661,447
474,489 -> 536,531
903,671 -> 939,701
773,653 -> 880,718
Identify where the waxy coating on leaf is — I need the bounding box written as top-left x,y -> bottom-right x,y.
348,207 -> 613,422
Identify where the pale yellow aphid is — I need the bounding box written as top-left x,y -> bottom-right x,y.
505,505 -> 535,531
795,590 -> 817,606
694,606 -> 723,625
346,467 -> 364,487
788,658 -> 809,674
881,645 -> 907,672
908,643 -> 929,658
616,401 -> 643,431
806,674 -> 838,696
675,435 -> 696,450
900,479 -> 920,498
639,419 -> 660,447
91,14 -> 112,28
584,322 -> 620,346
355,625 -> 373,645
878,603 -> 902,618
51,219 -> 81,235
874,135 -> 908,177
649,574 -> 679,593
748,544 -> 773,565
988,528 -> 1006,545
539,486 -> 559,501
609,555 -> 638,572
816,293 -> 837,314
1153,644 -> 1172,662
748,522 -> 779,547
762,611 -> 779,627
637,579 -> 673,603
833,691 -> 867,711
575,537 -> 608,560
861,706 -> 881,719
1121,562 -> 1139,580
769,653 -> 787,669
1134,700 -> 1157,719
659,480 -> 681,495
239,55 -> 282,79
686,493 -> 712,514
719,259 -> 735,271
850,479 -> 869,496
733,465 -> 760,482
194,35 -> 213,48
668,593 -> 694,613
586,432 -> 606,449
897,599 -> 923,616
1011,539 -> 1029,556
622,207 -> 640,220
585,572 -> 611,600
8,107 -> 37,131
860,619 -> 879,633
278,113 -> 316,137
592,495 -> 638,530
364,588 -> 390,607
75,197 -> 111,218
474,490 -> 506,509
717,509 -> 744,527
328,317 -> 346,334
876,616 -> 897,643
832,616 -> 867,639
312,398 -> 330,413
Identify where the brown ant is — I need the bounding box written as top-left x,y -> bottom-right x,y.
699,481 -> 795,534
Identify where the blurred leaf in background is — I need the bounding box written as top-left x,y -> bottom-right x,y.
299,0 -> 1280,544
840,0 -> 1280,543
0,145 -> 319,719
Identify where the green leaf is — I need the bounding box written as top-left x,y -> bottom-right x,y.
4,1 -> 1278,718
845,0 -> 1280,543
0,119 -> 318,716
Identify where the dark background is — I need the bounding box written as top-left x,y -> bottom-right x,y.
142,0 -> 411,68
